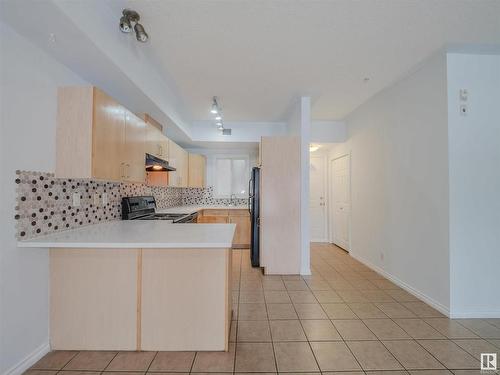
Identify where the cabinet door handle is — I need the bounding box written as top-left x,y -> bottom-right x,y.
125,163 -> 130,179
120,162 -> 125,179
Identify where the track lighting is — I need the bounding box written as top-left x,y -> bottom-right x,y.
210,96 -> 231,134
119,9 -> 148,43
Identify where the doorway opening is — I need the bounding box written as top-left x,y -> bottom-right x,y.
309,143 -> 351,251
329,153 -> 351,251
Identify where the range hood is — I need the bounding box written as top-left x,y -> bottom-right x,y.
145,153 -> 176,172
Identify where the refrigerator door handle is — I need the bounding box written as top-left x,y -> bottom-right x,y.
248,178 -> 253,214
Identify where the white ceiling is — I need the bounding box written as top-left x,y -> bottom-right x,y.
111,0 -> 500,121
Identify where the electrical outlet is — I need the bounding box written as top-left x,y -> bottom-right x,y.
102,193 -> 108,206
459,88 -> 468,101
93,193 -> 100,207
72,192 -> 81,207
460,104 -> 468,116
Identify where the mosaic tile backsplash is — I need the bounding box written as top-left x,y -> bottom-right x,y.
181,186 -> 247,207
15,171 -> 246,240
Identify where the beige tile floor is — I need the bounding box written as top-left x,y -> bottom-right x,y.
27,243 -> 500,374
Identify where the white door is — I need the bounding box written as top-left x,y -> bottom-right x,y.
331,155 -> 350,250
310,156 -> 326,242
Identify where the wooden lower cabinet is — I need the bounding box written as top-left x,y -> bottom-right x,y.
198,209 -> 250,248
50,247 -> 232,351
197,215 -> 228,223
229,215 -> 251,248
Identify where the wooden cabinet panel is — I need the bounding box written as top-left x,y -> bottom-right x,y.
167,140 -> 179,187
146,172 -> 169,186
203,209 -> 229,217
168,140 -> 188,187
179,148 -> 189,187
123,112 -> 146,183
229,209 -> 250,217
160,137 -> 169,160
229,215 -> 250,248
56,87 -> 94,178
197,215 -> 228,224
92,88 -> 125,181
260,136 -> 301,274
141,248 -> 231,351
188,153 -> 206,188
50,248 -> 138,350
145,123 -> 162,157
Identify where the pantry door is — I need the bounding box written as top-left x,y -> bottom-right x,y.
310,156 -> 327,242
331,154 -> 350,251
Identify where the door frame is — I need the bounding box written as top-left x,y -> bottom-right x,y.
328,153 -> 352,251
310,154 -> 328,242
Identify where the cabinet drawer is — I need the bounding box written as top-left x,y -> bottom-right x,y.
228,209 -> 250,217
202,209 -> 229,217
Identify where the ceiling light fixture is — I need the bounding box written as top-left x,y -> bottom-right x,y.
210,96 -> 219,114
119,9 -> 148,42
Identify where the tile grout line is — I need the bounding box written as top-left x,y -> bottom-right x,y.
263,276 -> 279,372
232,248 -> 244,373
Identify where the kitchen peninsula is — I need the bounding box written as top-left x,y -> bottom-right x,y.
18,221 -> 235,352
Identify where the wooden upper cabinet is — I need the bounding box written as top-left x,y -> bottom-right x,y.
188,153 -> 206,188
167,140 -> 188,187
143,115 -> 168,159
123,111 -> 146,183
92,88 -> 126,181
167,140 -> 179,187
56,86 -> 146,183
180,148 -> 189,187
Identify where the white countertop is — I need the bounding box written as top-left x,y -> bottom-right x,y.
17,220 -> 236,249
157,204 -> 248,214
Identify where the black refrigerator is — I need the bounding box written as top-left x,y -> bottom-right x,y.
249,167 -> 260,267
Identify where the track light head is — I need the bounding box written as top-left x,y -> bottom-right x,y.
134,23 -> 149,42
210,97 -> 219,114
119,15 -> 132,33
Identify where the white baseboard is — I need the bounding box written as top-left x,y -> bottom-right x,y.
349,252 -> 451,317
3,341 -> 50,375
450,311 -> 500,318
300,266 -> 312,276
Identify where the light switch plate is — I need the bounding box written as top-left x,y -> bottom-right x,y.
72,192 -> 81,207
93,193 -> 100,207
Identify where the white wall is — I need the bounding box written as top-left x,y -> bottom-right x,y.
447,53 -> 500,317
311,121 -> 347,143
0,23 -> 88,374
339,52 -> 450,313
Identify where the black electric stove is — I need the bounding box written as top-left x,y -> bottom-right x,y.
121,196 -> 197,223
